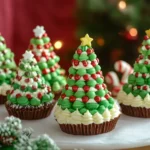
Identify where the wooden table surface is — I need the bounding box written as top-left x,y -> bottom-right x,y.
124,146 -> 150,150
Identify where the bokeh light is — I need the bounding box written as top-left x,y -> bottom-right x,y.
118,1 -> 126,10
54,41 -> 63,50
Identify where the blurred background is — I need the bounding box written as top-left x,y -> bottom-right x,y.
0,0 -> 150,75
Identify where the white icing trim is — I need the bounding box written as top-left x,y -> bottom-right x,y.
117,90 -> 150,108
54,103 -> 121,125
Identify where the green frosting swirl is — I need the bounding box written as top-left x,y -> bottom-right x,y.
74,91 -> 85,98
75,80 -> 85,87
108,104 -> 113,109
96,90 -> 105,97
73,53 -> 79,60
42,37 -> 50,43
9,97 -> 17,104
77,69 -> 86,76
30,98 -> 41,106
38,62 -> 48,69
95,65 -> 101,71
139,90 -> 148,99
135,77 -> 145,85
65,90 -> 74,97
79,108 -> 87,114
73,101 -> 84,109
86,91 -> 96,98
85,103 -> 99,110
69,67 -> 76,75
128,74 -> 135,84
132,89 -> 140,97
35,39 -> 44,45
96,77 -> 103,84
47,59 -> 55,67
87,80 -> 97,86
61,99 -> 72,110
44,74 -> 52,81
42,94 -> 51,103
141,66 -> 148,73
79,53 -> 88,61
134,64 -> 139,72
17,96 -> 29,106
90,109 -> 98,115
67,79 -> 75,86
89,53 -> 96,61
86,68 -> 96,74
52,82 -> 61,92
99,100 -> 109,108
98,105 -> 105,114
108,97 -> 114,104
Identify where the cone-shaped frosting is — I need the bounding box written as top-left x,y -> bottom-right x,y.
54,34 -> 120,129
7,51 -> 54,106
118,30 -> 150,111
28,26 -> 66,93
0,34 -> 16,96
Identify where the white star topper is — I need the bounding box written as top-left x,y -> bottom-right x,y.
33,26 -> 45,38
23,51 -> 34,60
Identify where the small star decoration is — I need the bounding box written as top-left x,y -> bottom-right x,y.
80,34 -> 93,47
145,29 -> 150,37
33,26 -> 45,38
23,51 -> 34,60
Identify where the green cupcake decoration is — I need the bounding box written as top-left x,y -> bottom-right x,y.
0,34 -> 16,104
28,26 -> 66,93
54,34 -> 120,135
6,51 -> 54,120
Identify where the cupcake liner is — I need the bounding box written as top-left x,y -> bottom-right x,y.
0,96 -> 6,105
5,101 -> 55,120
58,116 -> 120,135
54,91 -> 62,102
0,136 -> 16,145
120,103 -> 150,118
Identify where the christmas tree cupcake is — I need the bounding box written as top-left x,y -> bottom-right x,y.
0,34 -> 16,104
5,51 -> 54,120
117,30 -> 150,118
28,26 -> 66,98
54,34 -> 121,135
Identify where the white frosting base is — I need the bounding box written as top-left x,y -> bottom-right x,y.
117,90 -> 150,108
54,103 -> 121,125
0,83 -> 12,96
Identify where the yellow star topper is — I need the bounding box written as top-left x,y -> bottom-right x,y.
145,29 -> 150,37
80,34 -> 93,47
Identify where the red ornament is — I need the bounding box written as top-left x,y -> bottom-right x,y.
32,86 -> 37,90
135,72 -> 139,77
83,74 -> 89,81
42,69 -> 49,74
16,93 -> 21,98
77,49 -> 82,55
47,87 -> 51,93
105,94 -> 110,99
102,84 -> 107,89
29,44 -> 34,50
144,35 -> 149,40
143,86 -> 148,90
21,86 -> 26,90
43,33 -> 47,37
35,56 -> 41,62
144,61 -> 148,65
34,77 -> 38,82
145,45 -> 150,50
37,93 -> 43,99
44,44 -> 50,49
10,90 -> 14,94
82,60 -> 88,67
142,73 -> 147,78
65,84 -> 69,90
26,94 -> 32,99
87,48 -> 93,55
69,74 -> 73,79
139,55 -> 144,59
74,74 -> 81,80
137,86 -> 141,89
37,45 -> 42,49
91,61 -> 97,67
50,67 -> 55,72
136,58 -> 140,63
74,60 -> 79,66
6,90 -> 10,95
72,85 -> 78,92
69,96 -> 76,102
25,78 -> 30,83
42,51 -> 47,57
61,93 -> 66,99
96,58 -> 99,63
95,84 -> 101,90
16,75 -> 21,81
91,74 -> 97,79
94,96 -> 101,102
83,85 -> 90,92
82,96 -> 89,103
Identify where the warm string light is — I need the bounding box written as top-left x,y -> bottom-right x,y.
129,28 -> 138,37
54,41 -> 63,50
97,37 -> 105,46
118,1 -> 126,10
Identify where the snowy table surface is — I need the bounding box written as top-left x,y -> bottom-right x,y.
0,105 -> 150,150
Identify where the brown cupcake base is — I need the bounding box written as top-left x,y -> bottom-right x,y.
58,116 -> 120,135
0,96 -> 6,105
120,103 -> 150,118
5,101 -> 54,120
54,91 -> 62,102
